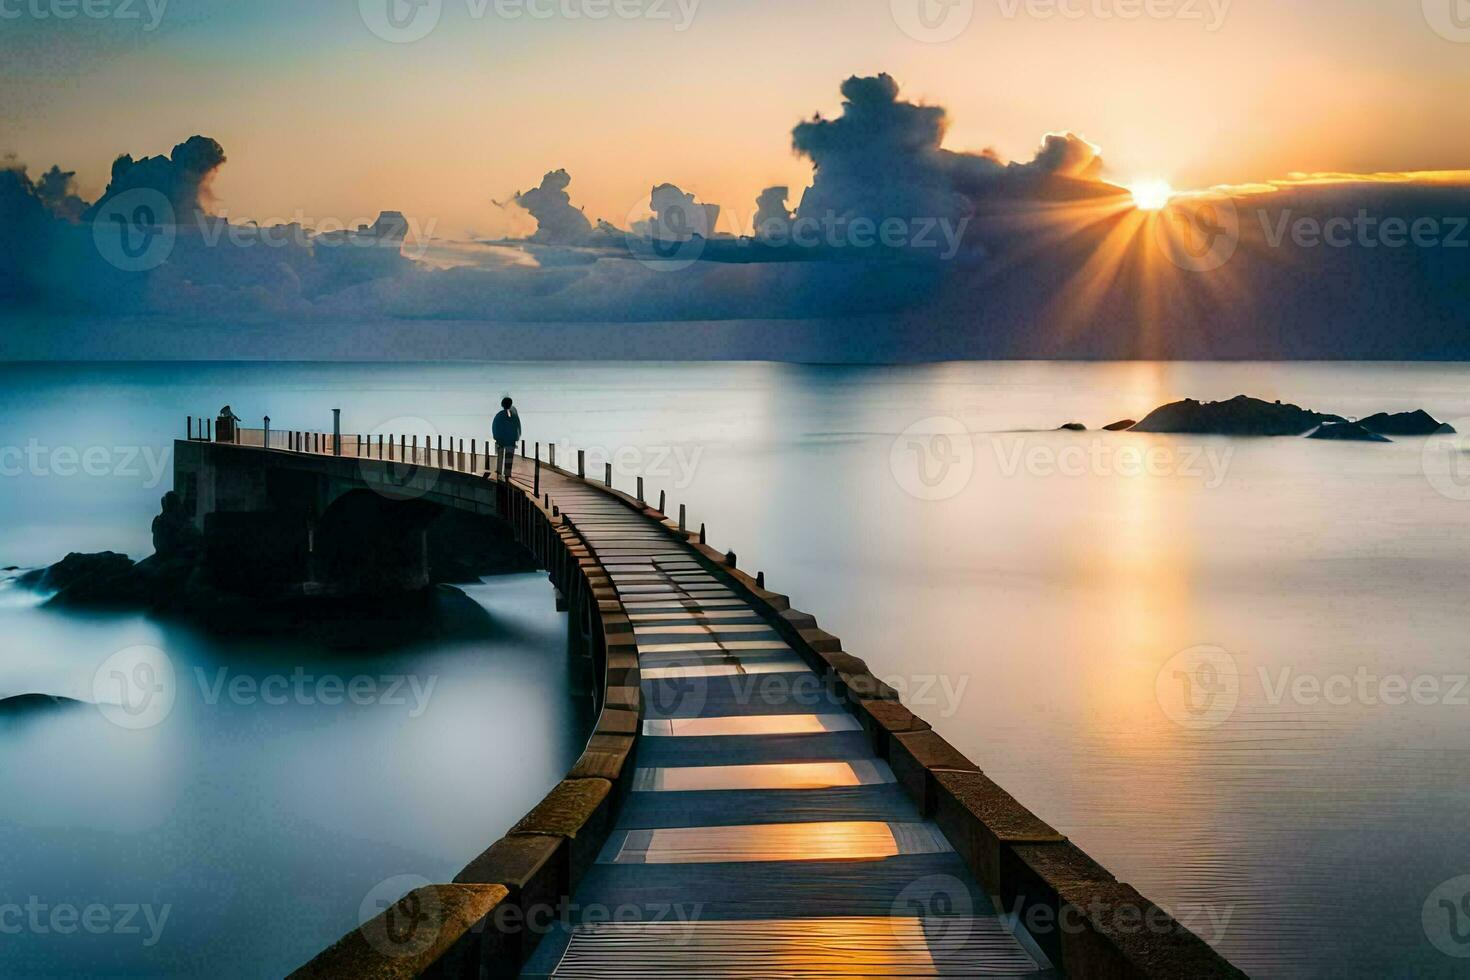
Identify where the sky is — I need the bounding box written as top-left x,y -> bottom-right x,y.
4,0 -> 1470,239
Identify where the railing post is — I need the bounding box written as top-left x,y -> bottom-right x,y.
756,571 -> 765,589
700,523 -> 707,545
577,450 -> 585,479
658,490 -> 666,514
332,409 -> 342,456
637,477 -> 644,503
187,416 -> 193,441
534,445 -> 541,497
679,504 -> 686,532
521,439 -> 526,458
725,551 -> 736,567
264,416 -> 271,449
604,462 -> 612,488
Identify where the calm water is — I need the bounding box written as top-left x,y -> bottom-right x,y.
3,360 -> 1470,978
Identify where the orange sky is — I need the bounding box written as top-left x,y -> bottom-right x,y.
4,0 -> 1469,239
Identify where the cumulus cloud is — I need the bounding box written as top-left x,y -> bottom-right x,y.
512,169 -> 593,244
1021,132 -> 1104,180
34,165 -> 88,221
634,183 -> 721,240
83,135 -> 226,221
753,186 -> 793,240
790,74 -> 1111,230
2,76 -> 1466,363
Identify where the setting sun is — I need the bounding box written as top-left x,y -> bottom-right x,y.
1129,179 -> 1175,210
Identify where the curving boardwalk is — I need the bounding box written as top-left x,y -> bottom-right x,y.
510,465 -> 1053,978
219,425 -> 1241,980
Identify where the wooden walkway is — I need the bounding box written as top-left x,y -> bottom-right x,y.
512,465 -> 1055,978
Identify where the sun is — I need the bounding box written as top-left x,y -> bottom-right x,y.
1128,179 -> 1175,211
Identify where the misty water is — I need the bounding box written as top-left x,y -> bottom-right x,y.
2,359 -> 1469,978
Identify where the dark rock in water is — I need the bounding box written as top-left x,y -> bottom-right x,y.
1358,410 -> 1454,436
1308,422 -> 1392,443
1058,423 -> 1087,432
2,566 -> 17,572
152,490 -> 202,559
0,693 -> 81,713
1132,395 -> 1345,436
1103,420 -> 1137,431
19,551 -> 134,594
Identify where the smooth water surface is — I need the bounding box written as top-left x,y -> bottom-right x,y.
0,462 -> 585,976
3,360 -> 1469,978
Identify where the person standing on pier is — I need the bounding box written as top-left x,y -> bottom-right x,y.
492,396 -> 521,480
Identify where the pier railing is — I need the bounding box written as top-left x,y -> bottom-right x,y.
190,413 -> 1244,980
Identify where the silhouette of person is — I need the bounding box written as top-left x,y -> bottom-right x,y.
492,396 -> 521,480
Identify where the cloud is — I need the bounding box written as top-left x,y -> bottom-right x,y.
1,78 -> 1466,363
633,183 -> 722,240
1017,132 -> 1103,180
753,186 -> 793,240
511,169 -> 593,244
83,135 -> 226,221
789,74 -> 1109,231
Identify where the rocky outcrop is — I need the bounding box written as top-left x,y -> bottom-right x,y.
18,551 -> 135,594
1058,423 -> 1087,432
1103,419 -> 1137,431
0,693 -> 81,713
1132,395 -> 1345,436
1308,422 -> 1392,442
152,490 -> 201,559
1358,410 -> 1454,436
